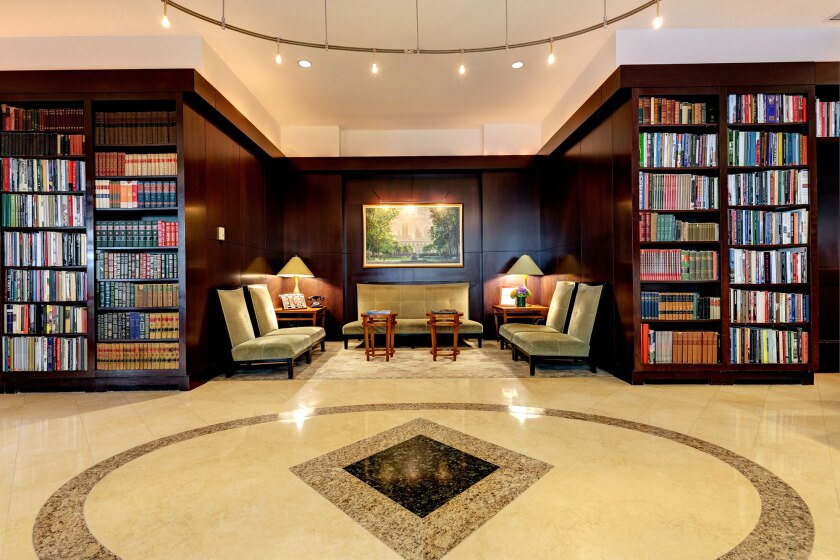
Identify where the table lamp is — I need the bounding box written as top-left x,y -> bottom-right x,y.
277,256 -> 314,294
507,254 -> 543,297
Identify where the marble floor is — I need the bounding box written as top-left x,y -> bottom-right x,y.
0,343 -> 838,559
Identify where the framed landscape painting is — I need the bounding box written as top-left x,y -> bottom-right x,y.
363,203 -> 464,268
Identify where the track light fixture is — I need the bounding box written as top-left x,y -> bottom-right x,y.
157,0 -> 662,68
161,0 -> 171,28
371,49 -> 379,75
275,38 -> 282,64
652,0 -> 663,29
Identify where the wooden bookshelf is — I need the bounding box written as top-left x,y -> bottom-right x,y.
1,98 -> 91,390
629,87 -> 818,383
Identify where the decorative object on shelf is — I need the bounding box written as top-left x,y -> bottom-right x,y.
499,286 -> 517,306
277,255 -> 314,294
506,254 -> 543,306
308,295 -> 325,308
363,203 -> 464,268
279,293 -> 307,310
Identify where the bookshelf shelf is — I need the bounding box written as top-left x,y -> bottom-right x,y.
729,322 -> 810,327
816,136 -> 839,142
4,265 -> 87,270
95,175 -> 177,181
0,191 -> 85,195
96,306 -> 179,312
639,280 -> 720,284
642,319 -> 721,324
638,124 -> 719,130
3,226 -> 86,232
6,300 -> 87,305
640,241 -> 720,247
3,333 -> 87,337
639,209 -> 720,214
96,246 -> 178,251
727,165 -> 809,171
97,338 -> 179,344
95,207 -> 178,213
727,204 -> 809,210
638,167 -> 719,173
96,278 -> 178,283
0,154 -> 85,160
728,243 -> 809,249
728,283 -> 810,289
726,122 -> 808,129
94,143 -> 177,150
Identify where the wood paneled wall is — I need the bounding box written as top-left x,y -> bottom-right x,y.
817,140 -> 839,372
278,161 -> 539,338
539,97 -> 635,380
183,104 -> 281,376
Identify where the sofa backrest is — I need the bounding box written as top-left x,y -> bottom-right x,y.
545,281 -> 576,332
246,284 -> 279,336
217,288 -> 256,348
567,283 -> 603,345
356,283 -> 470,320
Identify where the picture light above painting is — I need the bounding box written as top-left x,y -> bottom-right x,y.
363,203 -> 464,268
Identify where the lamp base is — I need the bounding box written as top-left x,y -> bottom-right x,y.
293,276 -> 300,294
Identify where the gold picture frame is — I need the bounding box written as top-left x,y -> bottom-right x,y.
363,203 -> 464,268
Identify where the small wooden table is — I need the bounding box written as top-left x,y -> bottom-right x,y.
427,312 -> 463,361
275,306 -> 326,328
361,312 -> 398,361
492,304 -> 549,339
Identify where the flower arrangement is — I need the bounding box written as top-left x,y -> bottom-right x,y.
509,286 -> 532,299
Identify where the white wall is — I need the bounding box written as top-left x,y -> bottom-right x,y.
483,124 -> 541,155
280,126 -> 340,157
339,128 -> 483,157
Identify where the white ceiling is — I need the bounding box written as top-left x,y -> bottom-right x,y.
1,0 -> 838,131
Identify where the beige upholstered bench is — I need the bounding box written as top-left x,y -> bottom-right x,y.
342,283 -> 483,349
217,287 -> 321,379
504,283 -> 604,376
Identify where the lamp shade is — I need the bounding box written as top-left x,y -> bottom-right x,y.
507,254 -> 543,276
277,256 -> 314,278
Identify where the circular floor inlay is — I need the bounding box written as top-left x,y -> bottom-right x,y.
33,404 -> 814,560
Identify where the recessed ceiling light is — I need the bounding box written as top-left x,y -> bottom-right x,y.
298,60 -> 312,68
511,61 -> 524,69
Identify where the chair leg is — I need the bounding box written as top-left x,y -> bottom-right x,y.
343,337 -> 348,350
478,337 -> 483,348
511,346 -> 518,361
287,358 -> 294,379
500,338 -> 505,350
320,340 -> 326,352
588,357 -> 597,373
530,358 -> 536,376
305,349 -> 312,364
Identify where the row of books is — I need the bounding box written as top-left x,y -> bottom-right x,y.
1,193 -> 85,228
2,232 -> 86,267
94,111 -> 177,145
730,327 -> 808,364
96,252 -> 178,280
727,169 -> 809,206
728,247 -> 808,284
94,220 -> 178,247
1,158 -> 85,192
1,336 -> 86,372
94,180 -> 177,209
639,250 -> 718,281
639,133 -> 718,168
726,94 -> 807,124
1,105 -> 85,132
727,209 -> 808,245
4,304 -> 87,335
4,270 -> 87,302
94,152 -> 177,177
729,289 -> 809,324
96,342 -> 179,370
639,173 -> 719,210
640,292 -> 721,320
638,97 -> 715,125
640,327 -> 719,364
727,131 -> 807,167
0,133 -> 84,157
816,99 -> 839,138
96,282 -> 179,308
97,312 -> 179,340
639,214 -> 718,242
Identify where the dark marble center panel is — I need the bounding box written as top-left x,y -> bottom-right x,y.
343,434 -> 498,517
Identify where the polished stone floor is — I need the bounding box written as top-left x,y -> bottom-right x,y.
0,342 -> 838,559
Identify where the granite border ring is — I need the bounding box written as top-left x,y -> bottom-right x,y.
33,403 -> 814,559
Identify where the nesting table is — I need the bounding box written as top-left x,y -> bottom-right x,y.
426,311 -> 464,361
361,312 -> 398,361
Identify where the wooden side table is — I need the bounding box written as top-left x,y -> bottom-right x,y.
275,306 -> 326,328
427,312 -> 463,361
361,312 -> 398,362
492,304 -> 549,340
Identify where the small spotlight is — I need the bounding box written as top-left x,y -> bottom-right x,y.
298,60 -> 312,68
161,0 -> 171,28
511,61 -> 524,69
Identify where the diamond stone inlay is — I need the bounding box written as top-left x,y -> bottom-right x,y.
343,434 -> 499,518
290,418 -> 553,560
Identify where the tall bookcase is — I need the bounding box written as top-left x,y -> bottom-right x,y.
91,100 -> 185,387
1,99 -> 90,391
631,86 -> 819,383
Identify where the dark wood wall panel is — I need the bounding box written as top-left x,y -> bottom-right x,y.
817,140 -> 840,372
183,104 -> 279,377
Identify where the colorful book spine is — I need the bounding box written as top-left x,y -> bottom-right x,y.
640,292 -> 720,320
729,289 -> 809,324
641,327 -> 719,364
96,282 -> 179,308
95,252 -> 178,280
94,220 -> 178,248
1,194 -> 85,227
96,311 -> 179,340
94,152 -> 177,177
96,342 -> 179,370
0,133 -> 84,157
727,169 -> 809,206
639,214 -> 718,242
94,180 -> 177,209
0,105 -> 85,131
4,270 -> 87,302
638,97 -> 715,125
730,327 -> 808,364
1,158 -> 86,192
639,173 -> 719,210
639,250 -> 718,281
727,131 -> 807,167
3,232 -> 87,266
728,248 -> 808,284
727,209 -> 808,245
639,133 -> 718,168
3,304 -> 87,334
726,94 -> 807,124
1,336 -> 87,371
94,111 -> 177,145
816,99 -> 840,138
